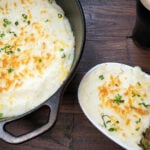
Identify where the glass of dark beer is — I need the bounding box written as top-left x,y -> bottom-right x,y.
132,0 -> 150,49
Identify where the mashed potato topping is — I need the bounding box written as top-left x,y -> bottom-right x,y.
78,63 -> 150,150
0,0 -> 74,117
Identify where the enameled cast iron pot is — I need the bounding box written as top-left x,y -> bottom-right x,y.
0,0 -> 86,144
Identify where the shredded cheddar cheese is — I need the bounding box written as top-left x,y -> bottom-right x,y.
0,0 -> 74,118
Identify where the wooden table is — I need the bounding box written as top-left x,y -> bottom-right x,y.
1,0 -> 150,149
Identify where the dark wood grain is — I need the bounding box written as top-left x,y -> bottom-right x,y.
80,0 -> 136,40
1,0 -> 149,150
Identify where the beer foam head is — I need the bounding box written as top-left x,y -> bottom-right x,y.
141,0 -> 150,10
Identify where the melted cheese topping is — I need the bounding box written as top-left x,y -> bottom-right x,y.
78,63 -> 150,150
0,0 -> 74,117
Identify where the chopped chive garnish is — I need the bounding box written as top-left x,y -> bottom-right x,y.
116,120 -> 119,124
136,118 -> 141,124
15,21 -> 19,26
48,0 -> 53,3
0,32 -> 5,38
113,94 -> 124,105
3,18 -> 12,27
101,113 -> 110,128
22,13 -> 28,20
132,91 -> 136,97
0,45 -> 14,55
7,68 -> 14,73
139,102 -> 150,108
38,59 -> 42,63
59,48 -> 64,51
99,74 -> 104,80
108,127 -> 117,132
61,53 -> 66,58
136,127 -> 140,131
101,113 -> 119,132
27,20 -> 31,25
58,13 -> 63,18
6,50 -> 14,55
9,31 -> 17,37
45,19 -> 49,22
17,48 -> 21,52
137,82 -> 141,86
0,113 -> 3,118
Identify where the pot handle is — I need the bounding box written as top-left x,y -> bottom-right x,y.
0,88 -> 62,144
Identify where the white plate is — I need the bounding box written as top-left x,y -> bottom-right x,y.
78,62 -> 150,150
